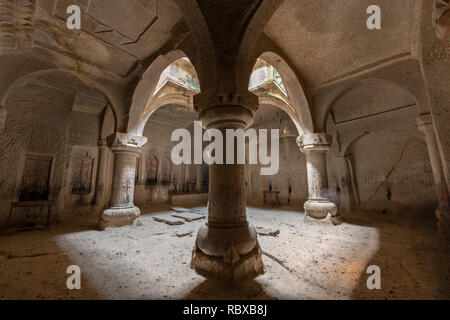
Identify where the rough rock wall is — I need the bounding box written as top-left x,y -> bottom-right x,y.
328,109 -> 437,219
0,85 -> 102,228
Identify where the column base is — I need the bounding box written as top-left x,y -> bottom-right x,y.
304,200 -> 342,225
99,206 -> 141,230
191,243 -> 264,280
191,224 -> 264,279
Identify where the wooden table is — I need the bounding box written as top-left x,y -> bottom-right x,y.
5,201 -> 55,232
263,191 -> 281,207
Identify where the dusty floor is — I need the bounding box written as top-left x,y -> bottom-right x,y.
0,204 -> 449,300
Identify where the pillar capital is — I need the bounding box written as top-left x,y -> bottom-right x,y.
198,104 -> 256,130
106,133 -> 147,154
417,113 -> 434,133
433,1 -> 450,40
297,133 -> 332,153
195,90 -> 258,130
98,139 -> 108,148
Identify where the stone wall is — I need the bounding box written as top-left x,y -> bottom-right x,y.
327,107 -> 438,219
0,83 -> 104,228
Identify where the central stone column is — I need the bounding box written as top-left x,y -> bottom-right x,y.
99,133 -> 147,230
191,96 -> 264,279
417,114 -> 450,231
298,133 -> 341,225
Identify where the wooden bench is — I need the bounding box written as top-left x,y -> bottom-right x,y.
5,201 -> 55,232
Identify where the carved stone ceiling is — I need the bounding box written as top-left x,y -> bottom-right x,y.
34,0 -> 183,78
264,0 -> 412,89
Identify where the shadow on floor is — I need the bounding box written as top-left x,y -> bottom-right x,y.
342,206 -> 450,300
0,226 -> 103,300
183,278 -> 276,300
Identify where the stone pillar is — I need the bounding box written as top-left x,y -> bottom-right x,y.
99,133 -> 147,230
191,100 -> 263,280
417,114 -> 450,230
0,106 -> 6,132
94,139 -> 110,206
297,133 -> 341,225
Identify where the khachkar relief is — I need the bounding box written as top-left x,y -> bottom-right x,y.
160,158 -> 172,184
19,154 -> 52,202
119,178 -> 134,206
434,0 -> 450,41
70,151 -> 95,195
146,155 -> 158,185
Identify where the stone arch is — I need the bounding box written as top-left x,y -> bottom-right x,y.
255,52 -> 314,135
131,89 -> 196,136
2,69 -> 120,133
324,78 -> 421,132
127,50 -> 197,135
0,54 -> 56,106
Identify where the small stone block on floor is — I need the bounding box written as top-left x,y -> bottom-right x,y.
170,207 -> 193,213
153,215 -> 185,226
256,228 -> 280,237
175,230 -> 194,237
171,212 -> 205,222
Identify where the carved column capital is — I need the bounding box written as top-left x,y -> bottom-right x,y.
297,133 -> 332,153
198,104 -> 256,130
98,139 -> 108,148
195,90 -> 258,130
434,0 -> 450,40
417,113 -> 434,134
106,133 -> 147,154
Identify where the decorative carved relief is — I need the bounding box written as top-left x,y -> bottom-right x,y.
201,164 -> 209,190
70,151 -> 95,195
434,0 -> 450,40
161,157 -> 172,184
135,157 -> 141,185
425,38 -> 450,65
297,133 -> 332,149
120,178 -> 133,205
19,154 -> 52,202
146,155 -> 158,185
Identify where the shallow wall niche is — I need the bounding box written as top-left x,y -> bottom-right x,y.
18,154 -> 53,202
325,78 -> 439,219
347,130 -> 436,217
246,104 -> 308,207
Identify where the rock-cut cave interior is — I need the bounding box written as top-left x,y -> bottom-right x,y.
0,0 -> 449,300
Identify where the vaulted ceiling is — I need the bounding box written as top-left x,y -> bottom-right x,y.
264,0 -> 413,89
0,0 -> 433,102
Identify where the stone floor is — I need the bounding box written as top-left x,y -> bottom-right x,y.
0,204 -> 449,300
